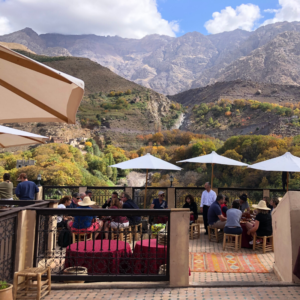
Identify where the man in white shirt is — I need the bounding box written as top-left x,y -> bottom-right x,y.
200,182 -> 217,235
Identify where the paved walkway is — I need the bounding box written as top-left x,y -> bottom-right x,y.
189,223 -> 277,283
44,286 -> 300,300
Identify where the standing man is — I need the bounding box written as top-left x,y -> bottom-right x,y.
15,173 -> 39,200
200,182 -> 216,235
67,193 -> 81,208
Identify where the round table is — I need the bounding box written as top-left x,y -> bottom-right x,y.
133,239 -> 167,274
241,223 -> 252,248
65,240 -> 132,274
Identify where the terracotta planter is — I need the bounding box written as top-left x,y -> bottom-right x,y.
0,284 -> 13,300
63,266 -> 87,283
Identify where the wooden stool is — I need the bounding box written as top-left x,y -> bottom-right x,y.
208,225 -> 223,243
253,235 -> 274,253
190,223 -> 200,239
223,233 -> 242,251
72,232 -> 93,244
13,267 -> 51,300
111,227 -> 132,242
131,223 -> 143,240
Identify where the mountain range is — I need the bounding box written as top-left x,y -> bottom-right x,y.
2,21 -> 300,95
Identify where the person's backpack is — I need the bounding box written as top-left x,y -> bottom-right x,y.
58,227 -> 72,248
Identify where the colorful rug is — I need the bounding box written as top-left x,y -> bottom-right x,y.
189,253 -> 270,273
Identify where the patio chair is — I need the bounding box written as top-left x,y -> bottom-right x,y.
253,235 -> 274,253
208,225 -> 223,243
223,233 -> 242,251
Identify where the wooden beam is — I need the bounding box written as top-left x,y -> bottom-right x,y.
0,50 -> 72,84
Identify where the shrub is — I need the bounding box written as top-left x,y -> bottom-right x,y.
0,281 -> 9,290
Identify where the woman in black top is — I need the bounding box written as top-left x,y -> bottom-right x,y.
246,200 -> 272,244
183,194 -> 198,223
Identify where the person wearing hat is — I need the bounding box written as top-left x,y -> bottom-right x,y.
71,197 -> 103,234
239,194 -> 250,213
246,200 -> 272,245
151,191 -> 168,209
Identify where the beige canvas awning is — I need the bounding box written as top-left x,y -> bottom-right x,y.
0,44 -> 84,124
0,125 -> 48,148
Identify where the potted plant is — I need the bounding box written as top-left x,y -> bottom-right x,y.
0,281 -> 13,300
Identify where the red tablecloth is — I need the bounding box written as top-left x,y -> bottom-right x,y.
293,246 -> 300,279
133,239 -> 167,274
65,240 -> 132,274
241,223 -> 252,248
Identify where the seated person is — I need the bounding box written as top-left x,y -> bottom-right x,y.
151,191 -> 168,209
246,200 -> 272,244
86,190 -> 93,201
70,197 -> 103,237
208,194 -> 227,230
270,197 -> 279,211
104,198 -> 129,239
239,194 -> 250,212
67,193 -> 81,208
182,194 -> 198,223
224,200 -> 243,235
263,196 -> 273,213
220,196 -> 229,217
121,192 -> 141,225
102,191 -> 118,208
57,196 -> 72,228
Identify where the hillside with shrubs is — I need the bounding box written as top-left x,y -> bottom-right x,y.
2,131 -> 300,190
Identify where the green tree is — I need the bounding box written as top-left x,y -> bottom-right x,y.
93,144 -> 101,156
106,166 -> 113,179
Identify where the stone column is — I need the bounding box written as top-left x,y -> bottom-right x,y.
263,189 -> 270,198
15,209 -> 37,276
125,187 -> 133,199
169,208 -> 190,287
36,186 -> 43,200
167,188 -> 175,208
79,187 -> 87,194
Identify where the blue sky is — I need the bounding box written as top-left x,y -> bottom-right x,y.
0,0 -> 300,38
158,0 -> 282,35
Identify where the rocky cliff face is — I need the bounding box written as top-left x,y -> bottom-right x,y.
2,22 -> 300,95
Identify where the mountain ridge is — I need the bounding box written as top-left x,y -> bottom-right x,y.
2,22 -> 300,95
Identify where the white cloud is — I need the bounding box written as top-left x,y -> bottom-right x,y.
0,17 -> 11,35
0,0 -> 179,38
263,0 -> 300,25
204,4 -> 261,34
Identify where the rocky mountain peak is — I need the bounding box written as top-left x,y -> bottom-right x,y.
2,21 -> 300,94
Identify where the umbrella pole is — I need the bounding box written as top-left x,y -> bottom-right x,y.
211,164 -> 215,189
144,169 -> 148,209
287,173 -> 289,192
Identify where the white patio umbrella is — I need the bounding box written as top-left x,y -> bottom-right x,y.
0,125 -> 48,148
177,151 -> 248,188
248,152 -> 300,191
110,153 -> 181,208
0,44 -> 84,124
